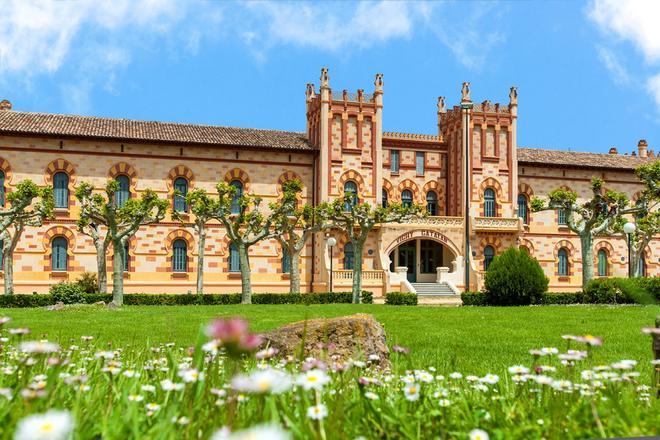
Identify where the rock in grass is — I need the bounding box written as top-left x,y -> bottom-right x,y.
45,301 -> 65,311
261,314 -> 390,369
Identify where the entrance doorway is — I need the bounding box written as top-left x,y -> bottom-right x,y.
397,243 -> 416,282
389,238 -> 455,283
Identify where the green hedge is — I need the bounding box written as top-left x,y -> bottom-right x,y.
0,291 -> 374,308
461,291 -> 583,306
385,292 -> 418,306
462,277 -> 660,306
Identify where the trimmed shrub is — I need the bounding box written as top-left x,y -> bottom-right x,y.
49,282 -> 86,304
75,272 -> 98,294
538,292 -> 584,305
583,278 -> 658,305
461,291 -> 487,306
0,291 -> 375,308
385,292 -> 418,306
484,247 -> 549,306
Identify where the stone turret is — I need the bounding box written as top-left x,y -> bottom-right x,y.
0,100 -> 11,111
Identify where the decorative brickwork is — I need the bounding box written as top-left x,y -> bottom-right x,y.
397,179 -> 421,203
553,239 -> 576,277
224,168 -> 251,192
108,162 -> 138,196
44,158 -> 76,185
41,226 -> 78,273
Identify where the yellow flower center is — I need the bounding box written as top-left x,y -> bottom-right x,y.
39,422 -> 55,433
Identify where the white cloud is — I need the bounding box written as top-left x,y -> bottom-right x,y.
589,0 -> 660,63
0,1 -> 508,110
588,0 -> 660,113
646,74 -> 660,109
596,46 -> 630,85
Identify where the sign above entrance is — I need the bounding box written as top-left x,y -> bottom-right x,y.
395,230 -> 449,245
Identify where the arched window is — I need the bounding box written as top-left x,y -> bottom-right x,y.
558,209 -> 567,225
484,245 -> 495,271
344,181 -> 357,211
0,170 -> 6,207
51,236 -> 68,271
229,243 -> 241,272
115,175 -> 130,208
382,188 -> 388,209
517,194 -> 528,224
638,254 -> 647,277
172,239 -> 187,272
558,248 -> 569,276
401,190 -> 413,208
230,180 -> 243,214
597,249 -> 608,277
53,172 -> 69,209
173,177 -> 188,213
484,188 -> 496,217
282,247 -> 291,274
123,241 -> 130,272
344,242 -> 355,270
426,191 -> 438,216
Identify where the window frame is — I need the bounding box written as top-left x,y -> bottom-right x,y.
597,249 -> 608,277
558,209 -> 567,226
401,189 -> 413,208
173,177 -> 188,213
484,188 -> 496,217
415,151 -> 425,175
343,242 -> 355,270
229,243 -> 241,272
381,187 -> 388,209
483,245 -> 495,271
517,194 -> 528,224
343,181 -> 358,211
51,236 -> 68,272
558,248 -> 569,277
390,150 -> 400,173
115,174 -> 130,208
53,172 -> 69,209
172,239 -> 188,273
229,180 -> 244,215
426,190 -> 438,216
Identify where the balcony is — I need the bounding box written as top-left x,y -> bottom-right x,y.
332,270 -> 385,285
471,217 -> 521,233
397,216 -> 464,229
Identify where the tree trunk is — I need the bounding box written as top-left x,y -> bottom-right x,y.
289,247 -> 302,294
95,242 -> 108,294
580,234 -> 594,289
111,239 -> 124,306
3,250 -> 13,295
351,240 -> 364,304
238,244 -> 252,304
196,226 -> 206,294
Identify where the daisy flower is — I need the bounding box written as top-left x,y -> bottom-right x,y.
469,429 -> 489,440
307,404 -> 328,420
14,410 -> 74,440
232,369 -> 292,394
211,424 -> 291,440
404,383 -> 420,401
297,369 -> 330,391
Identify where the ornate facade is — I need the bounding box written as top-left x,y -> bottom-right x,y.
0,69 -> 657,296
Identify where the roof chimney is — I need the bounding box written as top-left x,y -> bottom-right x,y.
637,139 -> 648,158
608,147 -> 618,155
0,100 -> 11,111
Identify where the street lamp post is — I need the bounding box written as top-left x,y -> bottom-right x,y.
623,222 -> 636,278
327,237 -> 337,293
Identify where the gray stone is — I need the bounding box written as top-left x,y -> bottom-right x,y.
261,313 -> 390,369
45,301 -> 65,311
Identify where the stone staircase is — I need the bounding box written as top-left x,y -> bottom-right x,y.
411,282 -> 455,296
409,282 -> 462,306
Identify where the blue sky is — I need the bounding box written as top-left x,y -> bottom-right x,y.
1,1 -> 660,155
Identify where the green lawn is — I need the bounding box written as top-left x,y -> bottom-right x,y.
3,304 -> 658,375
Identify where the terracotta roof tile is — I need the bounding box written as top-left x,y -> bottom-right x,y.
518,147 -> 655,170
0,110 -> 312,151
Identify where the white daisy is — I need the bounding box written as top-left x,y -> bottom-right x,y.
297,369 -> 330,391
307,404 -> 328,420
14,410 -> 74,440
469,429 -> 489,440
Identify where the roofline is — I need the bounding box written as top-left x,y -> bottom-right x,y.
0,130 -> 317,154
517,159 -> 640,171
